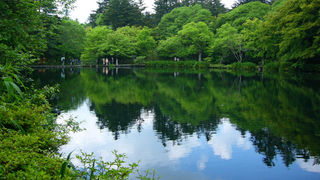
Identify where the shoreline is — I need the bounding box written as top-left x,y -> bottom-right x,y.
29,64 -> 146,68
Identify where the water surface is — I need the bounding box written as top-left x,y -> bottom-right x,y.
32,68 -> 320,179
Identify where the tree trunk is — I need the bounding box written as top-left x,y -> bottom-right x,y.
198,50 -> 202,61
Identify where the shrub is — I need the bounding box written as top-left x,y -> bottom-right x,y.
0,88 -> 72,178
134,56 -> 147,64
229,62 -> 257,71
145,60 -> 209,68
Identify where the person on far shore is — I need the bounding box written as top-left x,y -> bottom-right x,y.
61,57 -> 65,66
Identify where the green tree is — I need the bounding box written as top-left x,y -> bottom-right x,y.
178,22 -> 213,61
211,1 -> 270,32
157,36 -> 186,59
81,26 -> 113,63
0,0 -> 45,65
57,19 -> 86,60
136,27 -> 156,57
97,0 -> 143,29
211,23 -> 244,63
241,18 -> 264,63
157,5 -> 213,39
154,0 -> 181,24
232,0 -> 271,8
88,0 -> 110,27
100,27 -> 139,61
258,0 -> 320,66
202,0 -> 227,16
0,0 -> 76,65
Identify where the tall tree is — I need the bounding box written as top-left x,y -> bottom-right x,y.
211,1 -> 270,32
0,0 -> 45,65
257,0 -> 320,65
81,26 -> 113,62
178,22 -> 213,61
88,0 -> 110,27
136,27 -> 157,57
156,36 -> 186,59
203,0 -> 226,16
96,0 -> 143,29
154,0 -> 226,24
232,0 -> 271,8
157,5 -> 213,39
154,0 -> 181,24
211,23 -> 245,63
100,27 -> 138,60
57,19 -> 86,60
0,0 -> 75,65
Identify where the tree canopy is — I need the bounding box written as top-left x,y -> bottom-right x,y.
257,0 -> 320,64
96,0 -> 144,29
211,1 -> 271,32
157,5 -> 213,39
178,22 -> 213,61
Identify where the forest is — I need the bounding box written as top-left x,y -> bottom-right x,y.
1,0 -> 319,71
32,0 -> 320,72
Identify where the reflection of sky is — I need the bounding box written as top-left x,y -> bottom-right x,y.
58,100 -> 320,179
208,118 -> 251,160
297,158 -> 320,173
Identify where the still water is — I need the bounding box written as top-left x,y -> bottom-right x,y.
32,67 -> 320,179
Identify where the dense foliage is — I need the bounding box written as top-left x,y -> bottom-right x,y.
80,0 -> 319,72
2,0 -> 316,71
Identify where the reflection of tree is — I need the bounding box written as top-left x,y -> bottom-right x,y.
33,68 -> 320,168
93,100 -> 142,140
31,68 -> 86,111
153,105 -> 220,147
83,69 -> 320,167
249,128 -> 297,167
214,72 -> 320,167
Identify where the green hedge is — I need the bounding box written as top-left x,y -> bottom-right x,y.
144,60 -> 209,68
229,62 -> 257,71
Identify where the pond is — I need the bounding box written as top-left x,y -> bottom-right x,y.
32,67 -> 320,180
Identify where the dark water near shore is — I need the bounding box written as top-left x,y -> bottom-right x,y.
32,67 -> 320,179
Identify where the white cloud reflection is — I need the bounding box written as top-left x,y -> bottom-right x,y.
58,101 -> 201,168
57,99 -> 320,179
208,118 -> 251,160
197,155 -> 208,170
297,158 -> 320,173
58,100 -> 253,176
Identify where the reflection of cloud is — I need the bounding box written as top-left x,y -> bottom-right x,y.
167,137 -> 201,161
208,118 -> 251,160
197,155 -> 208,170
58,102 -> 202,169
297,158 -> 320,173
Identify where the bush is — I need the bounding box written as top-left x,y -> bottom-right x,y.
229,62 -> 257,71
145,60 -> 209,68
265,61 -> 320,73
134,56 -> 147,64
60,150 -> 159,179
0,86 -> 73,178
